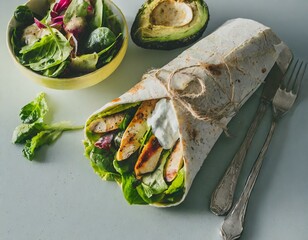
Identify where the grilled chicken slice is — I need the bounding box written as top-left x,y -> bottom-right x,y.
116,100 -> 158,161
134,135 -> 163,177
89,112 -> 126,133
164,140 -> 183,182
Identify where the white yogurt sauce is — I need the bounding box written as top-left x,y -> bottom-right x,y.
147,99 -> 179,149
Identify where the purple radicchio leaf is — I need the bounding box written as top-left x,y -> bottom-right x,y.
50,15 -> 64,27
34,18 -> 46,29
51,0 -> 71,25
87,4 -> 94,14
94,133 -> 114,150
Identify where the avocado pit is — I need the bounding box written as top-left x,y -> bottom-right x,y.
150,1 -> 193,27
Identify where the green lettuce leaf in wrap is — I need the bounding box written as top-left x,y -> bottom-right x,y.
84,99 -> 185,205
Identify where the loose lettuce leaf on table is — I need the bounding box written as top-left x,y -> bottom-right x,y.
19,92 -> 48,123
23,130 -> 62,160
13,93 -> 83,161
12,122 -> 45,144
14,121 -> 83,160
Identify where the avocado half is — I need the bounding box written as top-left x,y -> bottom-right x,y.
131,0 -> 209,50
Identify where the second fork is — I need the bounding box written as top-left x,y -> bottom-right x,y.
221,59 -> 307,240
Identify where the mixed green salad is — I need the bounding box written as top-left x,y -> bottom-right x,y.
84,99 -> 185,205
10,0 -> 124,78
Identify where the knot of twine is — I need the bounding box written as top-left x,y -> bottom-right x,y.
148,61 -> 239,135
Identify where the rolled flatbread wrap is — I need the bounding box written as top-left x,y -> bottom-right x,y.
84,18 -> 292,206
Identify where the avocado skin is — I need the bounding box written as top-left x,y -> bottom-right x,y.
131,0 -> 210,50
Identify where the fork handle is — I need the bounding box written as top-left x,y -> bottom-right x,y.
210,100 -> 268,216
221,119 -> 277,240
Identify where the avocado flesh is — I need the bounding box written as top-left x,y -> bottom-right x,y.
131,0 -> 209,50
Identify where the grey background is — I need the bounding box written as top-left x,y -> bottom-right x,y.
1,0 -> 307,239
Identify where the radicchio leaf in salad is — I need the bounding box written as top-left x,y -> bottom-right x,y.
10,0 -> 124,78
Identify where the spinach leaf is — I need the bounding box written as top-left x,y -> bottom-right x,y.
70,33 -> 119,73
113,158 -> 132,175
118,114 -> 131,131
14,5 -> 34,25
118,106 -> 138,130
97,33 -> 123,68
10,27 -> 24,57
139,127 -> 152,153
20,34 -> 55,63
97,33 -> 121,58
19,28 -> 72,72
162,188 -> 185,204
113,150 -> 139,175
42,60 -> 69,77
86,27 -> 116,53
19,92 -> 48,123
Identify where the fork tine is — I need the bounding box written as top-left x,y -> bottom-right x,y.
293,61 -> 307,95
282,59 -> 299,91
289,60 -> 303,92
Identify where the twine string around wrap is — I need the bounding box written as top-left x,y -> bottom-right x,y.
149,59 -> 240,134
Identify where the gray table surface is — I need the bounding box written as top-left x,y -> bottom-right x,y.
1,0 -> 308,240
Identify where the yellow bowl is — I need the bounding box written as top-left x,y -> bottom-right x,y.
7,0 -> 128,90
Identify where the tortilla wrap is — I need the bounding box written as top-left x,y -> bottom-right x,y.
84,18 -> 292,206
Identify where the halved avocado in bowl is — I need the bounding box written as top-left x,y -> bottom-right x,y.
131,0 -> 209,50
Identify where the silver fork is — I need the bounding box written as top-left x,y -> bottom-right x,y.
220,59 -> 307,240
